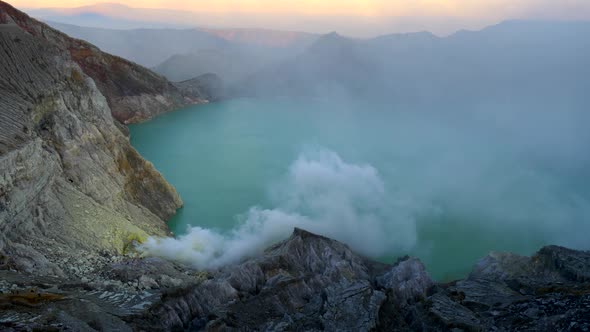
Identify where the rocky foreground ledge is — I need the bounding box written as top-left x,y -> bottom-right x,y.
0,228 -> 589,331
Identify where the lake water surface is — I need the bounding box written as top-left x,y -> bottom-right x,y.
130,97 -> 590,280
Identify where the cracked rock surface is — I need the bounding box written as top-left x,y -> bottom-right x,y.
1,229 -> 589,331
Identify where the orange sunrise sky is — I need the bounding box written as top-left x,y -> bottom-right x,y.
12,0 -> 590,19
10,0 -> 590,37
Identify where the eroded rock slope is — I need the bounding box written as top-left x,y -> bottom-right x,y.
0,1 -> 209,123
0,1 -> 186,276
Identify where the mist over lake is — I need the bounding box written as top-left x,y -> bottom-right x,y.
121,19 -> 590,281
130,96 -> 590,280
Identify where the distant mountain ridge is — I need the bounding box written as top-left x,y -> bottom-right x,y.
201,27 -> 317,48
46,21 -> 319,82
237,20 -> 590,103
45,21 -> 232,67
41,16 -> 590,104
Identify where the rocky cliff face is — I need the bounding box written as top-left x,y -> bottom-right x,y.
0,1 -> 184,276
0,1 -> 207,124
1,228 -> 588,331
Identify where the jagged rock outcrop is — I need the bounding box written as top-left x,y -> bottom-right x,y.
141,231 -> 590,332
136,228 -> 391,331
0,228 -> 589,331
0,1 -> 183,276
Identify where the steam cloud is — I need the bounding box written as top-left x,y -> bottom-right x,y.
138,104 -> 590,272
132,20 -> 590,274
139,148 -> 417,268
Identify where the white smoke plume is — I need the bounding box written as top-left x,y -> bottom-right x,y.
139,148 -> 417,269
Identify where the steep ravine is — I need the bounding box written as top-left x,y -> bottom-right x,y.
0,2 -> 589,331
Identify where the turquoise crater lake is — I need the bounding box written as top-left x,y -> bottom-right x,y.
130,97 -> 590,280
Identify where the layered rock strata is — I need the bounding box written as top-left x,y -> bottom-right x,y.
0,1 -> 186,276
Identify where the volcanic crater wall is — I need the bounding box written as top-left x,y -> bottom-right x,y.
0,1 -> 190,276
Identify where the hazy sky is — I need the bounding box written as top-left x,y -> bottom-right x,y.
14,0 -> 590,36
14,0 -> 590,18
